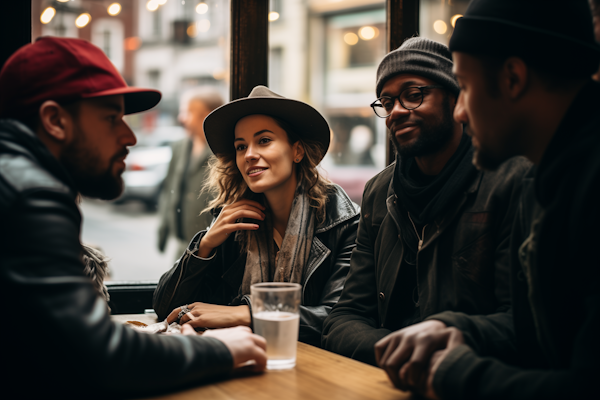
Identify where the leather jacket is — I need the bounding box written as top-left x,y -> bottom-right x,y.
0,120 -> 233,398
322,155 -> 532,365
153,184 -> 360,347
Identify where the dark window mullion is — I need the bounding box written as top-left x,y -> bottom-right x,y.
229,0 -> 269,101
0,0 -> 31,69
385,0 -> 420,166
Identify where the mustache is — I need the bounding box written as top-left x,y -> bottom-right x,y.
389,118 -> 422,133
111,148 -> 129,163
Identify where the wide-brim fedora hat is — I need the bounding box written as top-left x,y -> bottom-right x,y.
204,86 -> 330,161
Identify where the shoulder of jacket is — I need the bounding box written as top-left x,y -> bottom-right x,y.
316,184 -> 360,234
479,156 -> 534,188
0,153 -> 74,206
358,162 -> 394,209
364,162 -> 394,193
495,156 -> 533,175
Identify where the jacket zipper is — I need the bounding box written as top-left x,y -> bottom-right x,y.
407,212 -> 427,251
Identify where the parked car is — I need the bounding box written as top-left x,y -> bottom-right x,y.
116,126 -> 187,210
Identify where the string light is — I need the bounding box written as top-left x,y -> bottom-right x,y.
40,7 -> 56,24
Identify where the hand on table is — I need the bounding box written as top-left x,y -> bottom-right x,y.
167,302 -> 252,328
198,199 -> 265,258
204,326 -> 267,372
375,320 -> 464,398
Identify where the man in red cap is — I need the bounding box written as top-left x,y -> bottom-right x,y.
373,1 -> 600,399
0,37 -> 266,398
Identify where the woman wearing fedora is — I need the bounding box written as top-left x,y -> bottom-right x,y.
153,86 -> 360,346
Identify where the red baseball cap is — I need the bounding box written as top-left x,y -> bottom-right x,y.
0,36 -> 161,118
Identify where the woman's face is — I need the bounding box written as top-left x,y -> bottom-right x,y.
234,115 -> 303,196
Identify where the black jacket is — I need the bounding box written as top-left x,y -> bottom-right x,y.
153,185 -> 360,347
322,153 -> 531,365
0,120 -> 233,398
429,81 -> 600,399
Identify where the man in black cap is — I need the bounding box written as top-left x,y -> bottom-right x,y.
322,37 -> 530,365
374,1 -> 600,399
0,37 -> 266,398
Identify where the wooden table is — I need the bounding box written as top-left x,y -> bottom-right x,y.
113,314 -> 413,400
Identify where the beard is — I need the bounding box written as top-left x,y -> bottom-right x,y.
61,125 -> 126,200
389,95 -> 456,158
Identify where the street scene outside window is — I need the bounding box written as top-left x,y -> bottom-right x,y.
32,0 -> 393,282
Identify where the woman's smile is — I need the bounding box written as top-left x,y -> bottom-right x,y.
247,167 -> 268,177
234,115 -> 300,196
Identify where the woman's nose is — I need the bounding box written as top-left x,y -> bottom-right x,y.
244,143 -> 259,161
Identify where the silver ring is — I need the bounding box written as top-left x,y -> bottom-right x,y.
177,304 -> 191,320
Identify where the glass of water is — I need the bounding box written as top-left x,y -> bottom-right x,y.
251,282 -> 301,370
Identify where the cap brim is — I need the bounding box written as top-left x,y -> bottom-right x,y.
204,96 -> 330,160
81,87 -> 162,115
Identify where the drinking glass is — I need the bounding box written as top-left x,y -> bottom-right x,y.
251,282 -> 301,370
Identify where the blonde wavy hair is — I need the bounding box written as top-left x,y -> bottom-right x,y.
202,116 -> 333,224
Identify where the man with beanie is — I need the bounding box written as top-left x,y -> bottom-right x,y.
322,37 -> 531,366
373,1 -> 600,399
0,37 -> 267,398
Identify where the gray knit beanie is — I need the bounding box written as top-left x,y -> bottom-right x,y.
376,37 -> 459,98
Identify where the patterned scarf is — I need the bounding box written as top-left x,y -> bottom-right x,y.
240,184 -> 315,295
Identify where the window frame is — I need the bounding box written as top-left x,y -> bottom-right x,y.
1,0 -> 419,313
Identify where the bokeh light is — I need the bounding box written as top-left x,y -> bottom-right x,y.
197,19 -> 211,33
358,26 -> 378,40
433,20 -> 448,35
344,32 -> 359,45
40,7 -> 56,24
451,14 -> 463,28
108,3 -> 122,16
196,3 -> 208,14
147,0 -> 159,11
269,12 -> 280,22
75,13 -> 92,28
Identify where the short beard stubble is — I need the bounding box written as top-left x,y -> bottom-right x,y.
61,122 -> 126,200
389,94 -> 456,158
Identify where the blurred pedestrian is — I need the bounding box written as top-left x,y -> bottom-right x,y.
157,87 -> 224,257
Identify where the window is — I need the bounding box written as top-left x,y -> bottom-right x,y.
92,18 -> 124,72
419,0 -> 470,45
17,0 -> 416,292
31,0 -> 230,282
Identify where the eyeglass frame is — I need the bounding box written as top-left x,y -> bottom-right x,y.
370,85 -> 445,118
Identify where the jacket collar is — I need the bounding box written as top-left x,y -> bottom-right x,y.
0,119 -> 77,193
315,183 -> 360,234
386,160 -> 483,201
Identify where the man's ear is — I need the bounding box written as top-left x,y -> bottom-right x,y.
501,57 -> 529,100
38,100 -> 71,142
293,141 -> 305,163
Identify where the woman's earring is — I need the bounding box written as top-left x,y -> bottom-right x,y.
295,158 -> 300,162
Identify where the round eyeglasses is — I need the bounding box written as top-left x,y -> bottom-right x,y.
370,85 -> 444,118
